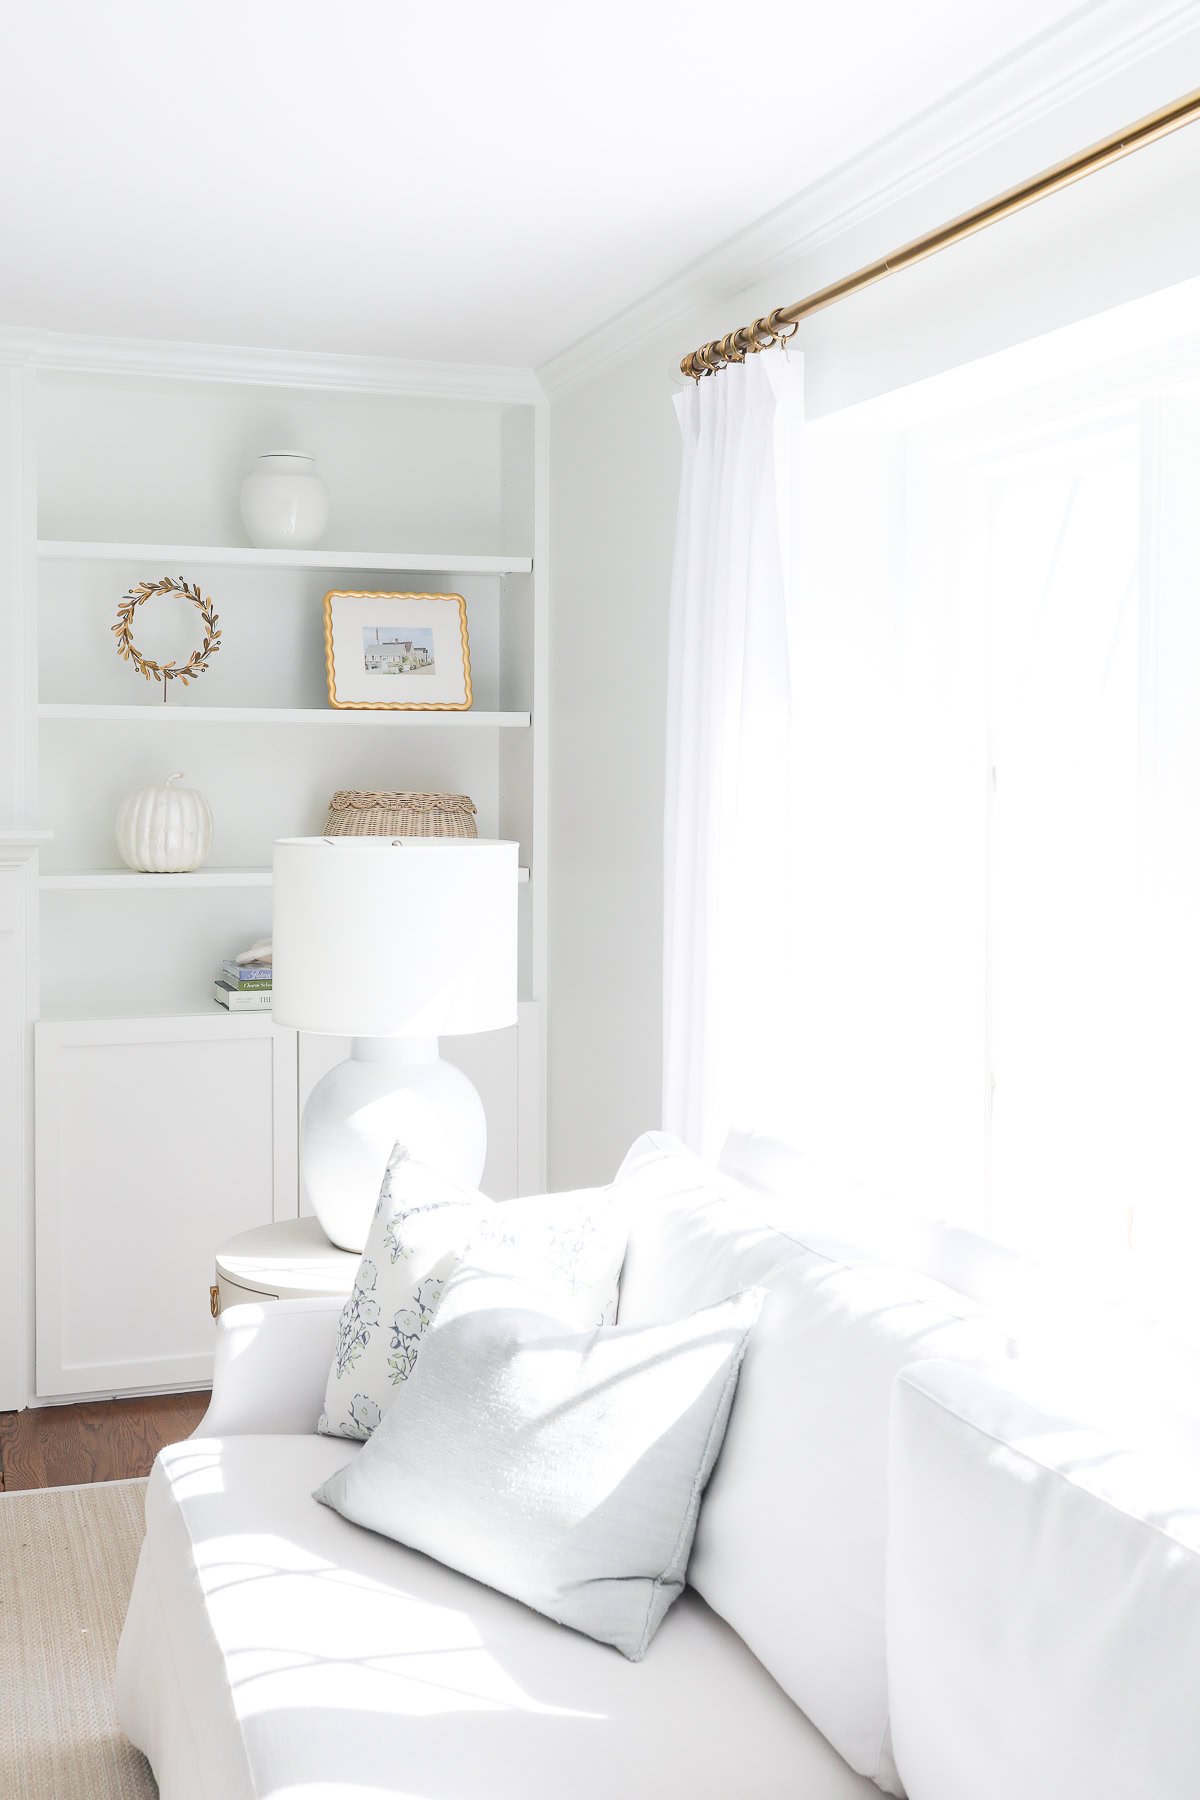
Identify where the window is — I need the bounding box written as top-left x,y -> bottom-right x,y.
971,417 -> 1140,1272
778,290 -> 1200,1330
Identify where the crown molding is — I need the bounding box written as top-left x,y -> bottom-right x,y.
538,0 -> 1200,400
0,326 -> 545,405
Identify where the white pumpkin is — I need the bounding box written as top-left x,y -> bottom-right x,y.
116,772 -> 213,873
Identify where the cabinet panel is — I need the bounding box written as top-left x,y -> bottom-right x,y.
0,845 -> 42,1410
35,1015 -> 297,1396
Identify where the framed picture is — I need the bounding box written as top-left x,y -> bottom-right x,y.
323,590 -> 472,711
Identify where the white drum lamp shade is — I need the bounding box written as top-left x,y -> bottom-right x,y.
272,837 -> 519,1250
273,837 -> 517,1039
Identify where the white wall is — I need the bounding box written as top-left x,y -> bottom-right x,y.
547,32 -> 1200,1189
548,343 -> 680,1185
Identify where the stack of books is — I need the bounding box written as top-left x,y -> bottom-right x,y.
213,957 -> 273,1011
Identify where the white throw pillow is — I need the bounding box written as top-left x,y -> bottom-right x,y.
318,1149 -> 627,1441
611,1129 -> 1014,1796
888,1360 -> 1200,1800
316,1259 -> 762,1659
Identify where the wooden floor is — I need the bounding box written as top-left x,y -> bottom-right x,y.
0,1391 -> 210,1491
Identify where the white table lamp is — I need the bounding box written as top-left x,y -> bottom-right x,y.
272,836 -> 518,1251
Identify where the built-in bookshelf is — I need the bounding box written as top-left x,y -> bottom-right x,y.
32,370 -> 546,1021
0,343 -> 549,1400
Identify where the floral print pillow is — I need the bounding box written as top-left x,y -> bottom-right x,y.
318,1148 -> 628,1442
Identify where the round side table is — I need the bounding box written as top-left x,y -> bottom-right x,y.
212,1216 -> 359,1319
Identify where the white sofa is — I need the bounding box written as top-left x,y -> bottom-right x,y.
116,1135 -> 1200,1799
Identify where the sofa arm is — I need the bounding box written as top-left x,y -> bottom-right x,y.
196,1297 -> 343,1438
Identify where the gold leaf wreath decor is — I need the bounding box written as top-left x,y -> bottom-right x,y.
111,576 -> 222,688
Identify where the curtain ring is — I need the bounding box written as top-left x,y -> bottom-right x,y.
767,308 -> 799,341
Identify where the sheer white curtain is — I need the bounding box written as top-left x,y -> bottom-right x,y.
662,354 -> 800,1159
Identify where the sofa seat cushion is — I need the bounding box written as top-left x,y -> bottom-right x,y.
118,1433 -> 879,1800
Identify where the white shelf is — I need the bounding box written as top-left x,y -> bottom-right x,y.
41,868 -> 272,891
42,865 -> 530,890
37,997 -> 278,1026
39,702 -> 531,728
37,993 -> 541,1026
38,539 -> 532,577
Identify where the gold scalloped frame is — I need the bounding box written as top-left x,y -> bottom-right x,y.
323,590 -> 472,711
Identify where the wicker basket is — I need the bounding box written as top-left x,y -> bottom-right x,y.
324,790 -> 478,838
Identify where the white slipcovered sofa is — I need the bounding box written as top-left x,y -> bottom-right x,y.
117,1134 -> 1200,1799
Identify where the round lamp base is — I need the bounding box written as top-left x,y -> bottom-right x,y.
301,1038 -> 486,1252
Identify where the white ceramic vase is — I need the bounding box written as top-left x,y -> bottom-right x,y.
116,772 -> 213,873
240,451 -> 330,550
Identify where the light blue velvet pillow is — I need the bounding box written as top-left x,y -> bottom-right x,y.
316,1260 -> 761,1658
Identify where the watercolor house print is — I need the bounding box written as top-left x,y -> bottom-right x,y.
362,626 -> 436,676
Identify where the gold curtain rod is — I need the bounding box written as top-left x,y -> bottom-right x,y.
680,86 -> 1200,380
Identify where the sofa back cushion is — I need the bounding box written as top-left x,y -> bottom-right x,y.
615,1133 -> 813,1318
888,1361 -> 1200,1800
719,1126 -> 1040,1318
720,1129 -> 1200,1470
615,1134 -> 1014,1795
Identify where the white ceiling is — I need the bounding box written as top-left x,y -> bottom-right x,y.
0,1 -> 1139,370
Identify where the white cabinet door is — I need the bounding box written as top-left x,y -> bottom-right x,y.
35,1014 -> 297,1397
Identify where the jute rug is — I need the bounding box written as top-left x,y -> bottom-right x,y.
0,1477 -> 157,1798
